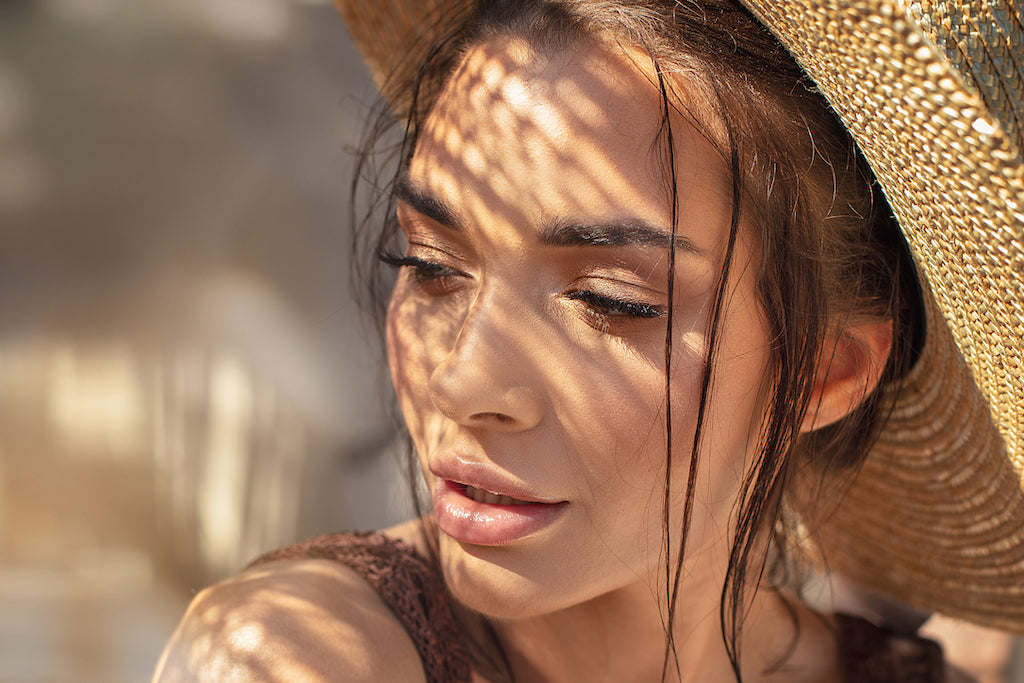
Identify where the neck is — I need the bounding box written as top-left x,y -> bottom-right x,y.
470,579 -> 838,683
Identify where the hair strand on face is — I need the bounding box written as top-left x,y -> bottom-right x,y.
352,2 -> 922,681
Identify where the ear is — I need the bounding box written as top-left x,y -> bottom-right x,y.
800,317 -> 893,433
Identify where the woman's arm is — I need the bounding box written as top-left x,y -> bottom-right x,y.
152,559 -> 426,682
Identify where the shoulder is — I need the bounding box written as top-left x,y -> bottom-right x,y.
153,551 -> 427,682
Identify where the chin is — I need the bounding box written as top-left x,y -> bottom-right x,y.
438,538 -> 580,620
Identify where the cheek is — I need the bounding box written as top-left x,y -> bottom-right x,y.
386,283 -> 443,442
687,296 -> 773,508
558,343 -> 706,498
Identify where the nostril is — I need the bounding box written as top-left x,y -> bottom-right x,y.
472,412 -> 514,423
428,349 -> 543,430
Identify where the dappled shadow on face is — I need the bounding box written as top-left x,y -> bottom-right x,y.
384,36 -> 772,613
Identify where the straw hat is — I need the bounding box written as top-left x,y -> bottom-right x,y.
333,0 -> 1024,632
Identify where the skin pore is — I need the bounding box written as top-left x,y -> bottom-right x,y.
384,37 -> 847,682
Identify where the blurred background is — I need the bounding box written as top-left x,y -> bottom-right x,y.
0,1 -> 410,680
2,1 -> 1023,682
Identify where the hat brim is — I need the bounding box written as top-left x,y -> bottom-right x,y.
741,0 -> 1024,630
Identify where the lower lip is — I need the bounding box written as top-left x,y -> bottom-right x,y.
433,480 -> 568,546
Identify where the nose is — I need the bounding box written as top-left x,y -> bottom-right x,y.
428,296 -> 544,432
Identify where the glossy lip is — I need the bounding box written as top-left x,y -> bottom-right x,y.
430,459 -> 568,546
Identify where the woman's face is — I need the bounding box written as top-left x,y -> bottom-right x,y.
386,38 -> 771,618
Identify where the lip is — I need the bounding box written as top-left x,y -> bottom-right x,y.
430,460 -> 568,546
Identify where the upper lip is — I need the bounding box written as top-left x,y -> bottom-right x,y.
429,456 -> 565,504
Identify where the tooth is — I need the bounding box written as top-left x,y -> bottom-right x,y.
464,485 -> 528,505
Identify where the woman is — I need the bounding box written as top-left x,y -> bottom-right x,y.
154,0 -> 1024,681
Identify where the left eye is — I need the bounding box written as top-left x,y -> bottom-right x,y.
566,290 -> 665,320
377,250 -> 466,293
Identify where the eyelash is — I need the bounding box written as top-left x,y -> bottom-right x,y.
566,290 -> 665,320
379,249 -> 664,324
378,250 -> 464,285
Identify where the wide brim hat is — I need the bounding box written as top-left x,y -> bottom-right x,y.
333,0 -> 1024,632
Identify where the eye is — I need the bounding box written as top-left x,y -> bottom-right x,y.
566,289 -> 665,321
378,249 -> 466,294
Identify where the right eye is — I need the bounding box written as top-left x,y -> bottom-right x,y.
378,250 -> 466,294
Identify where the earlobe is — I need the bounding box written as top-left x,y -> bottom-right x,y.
801,317 -> 894,433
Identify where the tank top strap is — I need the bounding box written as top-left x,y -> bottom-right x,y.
249,531 -> 473,683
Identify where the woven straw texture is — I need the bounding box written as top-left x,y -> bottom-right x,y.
334,0 -> 1024,630
741,0 -> 1024,631
335,0 -> 474,115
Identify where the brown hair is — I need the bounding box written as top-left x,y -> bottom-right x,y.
350,0 -> 921,679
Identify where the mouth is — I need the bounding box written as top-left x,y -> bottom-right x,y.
433,478 -> 568,546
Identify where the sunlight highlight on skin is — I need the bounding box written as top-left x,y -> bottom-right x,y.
388,39 -> 774,655
154,559 -> 426,682
678,330 -> 708,359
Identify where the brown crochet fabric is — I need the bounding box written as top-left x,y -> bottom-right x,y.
249,532 -> 946,683
248,531 -> 472,683
836,614 -> 947,683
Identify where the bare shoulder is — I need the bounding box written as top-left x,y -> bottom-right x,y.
152,555 -> 426,683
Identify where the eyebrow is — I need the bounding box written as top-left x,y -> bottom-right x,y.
395,173 -> 703,255
395,173 -> 463,230
539,220 -> 702,255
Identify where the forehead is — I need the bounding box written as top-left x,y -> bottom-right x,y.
433,38 -> 663,146
408,38 -> 733,246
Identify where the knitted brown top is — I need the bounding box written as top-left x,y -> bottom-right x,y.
249,531 -> 472,682
249,532 -> 946,683
834,614 -> 945,683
